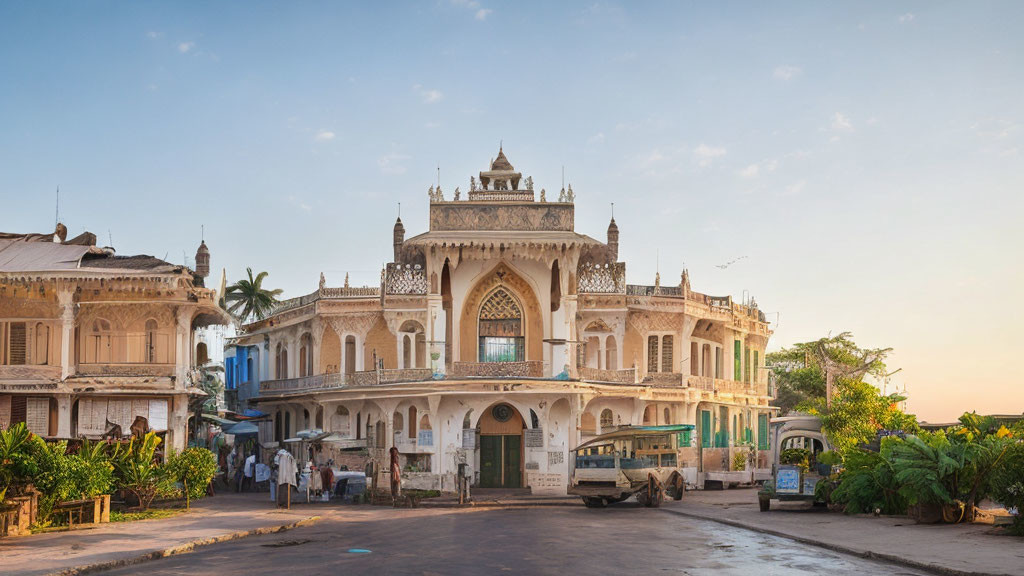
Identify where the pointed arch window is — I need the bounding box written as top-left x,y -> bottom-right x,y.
478,287 -> 524,362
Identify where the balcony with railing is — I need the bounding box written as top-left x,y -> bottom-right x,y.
578,366 -> 636,384
686,375 -> 770,396
450,361 -> 544,379
259,368 -> 435,395
577,262 -> 626,294
0,365 -> 62,381
385,264 -> 428,295
642,371 -> 686,386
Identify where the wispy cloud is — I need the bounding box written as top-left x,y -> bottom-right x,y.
738,159 -> 777,179
781,180 -> 806,197
413,84 -> 443,104
587,132 -> 606,145
451,0 -> 493,20
177,41 -> 195,54
288,195 -> 312,212
146,31 -> 163,39
898,13 -> 915,23
314,129 -> 336,142
693,143 -> 727,167
378,151 -> 410,175
832,112 -> 853,132
773,65 -> 802,80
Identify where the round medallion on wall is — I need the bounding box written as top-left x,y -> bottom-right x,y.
492,404 -> 513,423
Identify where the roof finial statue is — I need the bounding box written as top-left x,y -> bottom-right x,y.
558,187 -> 566,202
319,272 -> 326,291
454,186 -> 461,201
525,176 -> 533,191
540,188 -> 546,202
428,184 -> 435,201
566,183 -> 575,203
344,273 -> 350,288
470,175 -> 477,191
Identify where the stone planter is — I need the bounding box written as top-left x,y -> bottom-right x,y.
0,490 -> 40,537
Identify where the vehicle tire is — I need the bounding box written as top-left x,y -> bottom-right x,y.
635,490 -> 649,507
583,496 -> 607,508
671,476 -> 684,501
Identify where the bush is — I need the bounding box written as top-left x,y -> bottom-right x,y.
779,448 -> 810,470
165,448 -> 217,501
731,450 -> 747,471
0,423 -> 44,494
989,441 -> 1024,535
831,448 -> 904,515
111,432 -> 163,510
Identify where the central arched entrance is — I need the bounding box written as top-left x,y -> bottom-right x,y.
478,403 -> 524,488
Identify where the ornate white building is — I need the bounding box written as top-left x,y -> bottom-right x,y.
239,148 -> 775,492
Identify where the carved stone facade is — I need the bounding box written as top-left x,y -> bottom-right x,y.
242,146 -> 775,494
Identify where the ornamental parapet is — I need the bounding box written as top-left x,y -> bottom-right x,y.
626,284 -> 683,297
450,361 -> 544,378
271,284 -> 382,315
642,372 -> 685,386
578,262 -> 626,294
0,365 -> 61,381
76,363 -> 175,377
578,366 -> 636,384
384,264 -> 428,295
687,375 -> 764,396
259,368 -> 434,395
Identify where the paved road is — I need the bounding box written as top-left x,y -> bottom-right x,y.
101,502 -> 936,576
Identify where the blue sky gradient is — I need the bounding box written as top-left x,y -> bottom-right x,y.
2,1 -> 1022,420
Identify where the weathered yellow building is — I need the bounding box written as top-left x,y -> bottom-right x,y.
241,149 -> 775,492
0,227 -> 228,452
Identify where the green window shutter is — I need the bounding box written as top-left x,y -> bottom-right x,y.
744,348 -> 751,384
734,340 -> 741,381
701,410 -> 712,448
758,414 -> 769,450
754,351 -> 759,384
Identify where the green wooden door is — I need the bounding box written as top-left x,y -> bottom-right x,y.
503,435 -> 522,488
480,435 -> 502,488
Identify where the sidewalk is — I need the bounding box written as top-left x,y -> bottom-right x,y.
670,487 -> 1023,576
0,493 -> 321,576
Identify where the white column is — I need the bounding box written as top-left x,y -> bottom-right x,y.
598,338 -> 606,370
397,333 -> 406,369
56,394 -> 72,437
428,298 -> 446,375
175,307 -> 191,388
355,336 -> 365,371
58,289 -> 75,379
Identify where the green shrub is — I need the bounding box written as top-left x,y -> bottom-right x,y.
0,423 -> 44,494
989,441 -> 1024,535
111,432 -> 163,510
779,448 -> 810,470
831,441 -> 906,515
165,448 -> 217,501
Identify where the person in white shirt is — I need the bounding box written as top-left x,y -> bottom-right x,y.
243,453 -> 256,492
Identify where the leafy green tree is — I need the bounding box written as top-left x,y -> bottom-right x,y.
224,267 -> 283,322
767,332 -> 891,414
111,432 -> 163,510
166,448 -> 218,501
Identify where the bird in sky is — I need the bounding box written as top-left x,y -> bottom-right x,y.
716,256 -> 748,269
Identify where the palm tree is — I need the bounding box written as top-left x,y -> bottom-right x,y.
224,268 -> 283,322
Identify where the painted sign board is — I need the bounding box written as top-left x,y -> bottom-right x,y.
524,428 -> 544,448
776,466 -> 801,494
526,472 -> 566,496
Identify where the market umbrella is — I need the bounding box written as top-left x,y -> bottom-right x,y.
242,408 -> 268,418
225,421 -> 259,436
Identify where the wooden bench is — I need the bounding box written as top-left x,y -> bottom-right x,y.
52,495 -> 111,529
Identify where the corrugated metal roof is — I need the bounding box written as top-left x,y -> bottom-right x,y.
0,238 -> 92,272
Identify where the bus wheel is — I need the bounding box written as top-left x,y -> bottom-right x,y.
583,497 -> 607,508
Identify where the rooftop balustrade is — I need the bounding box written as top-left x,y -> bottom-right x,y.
577,366 -> 637,384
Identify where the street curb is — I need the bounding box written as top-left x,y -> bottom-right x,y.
662,508 -> 1008,576
49,515 -> 322,576
419,500 -> 581,509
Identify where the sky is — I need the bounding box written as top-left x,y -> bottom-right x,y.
1,1 -> 1022,422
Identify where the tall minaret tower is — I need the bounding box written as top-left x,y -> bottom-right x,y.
195,240 -> 210,286
393,217 -> 405,262
607,217 -> 619,262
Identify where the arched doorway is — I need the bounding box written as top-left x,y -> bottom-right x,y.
478,403 -> 524,488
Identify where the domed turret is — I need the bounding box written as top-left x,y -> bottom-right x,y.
393,217 -> 405,262
195,240 -> 210,281
607,217 -> 619,262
